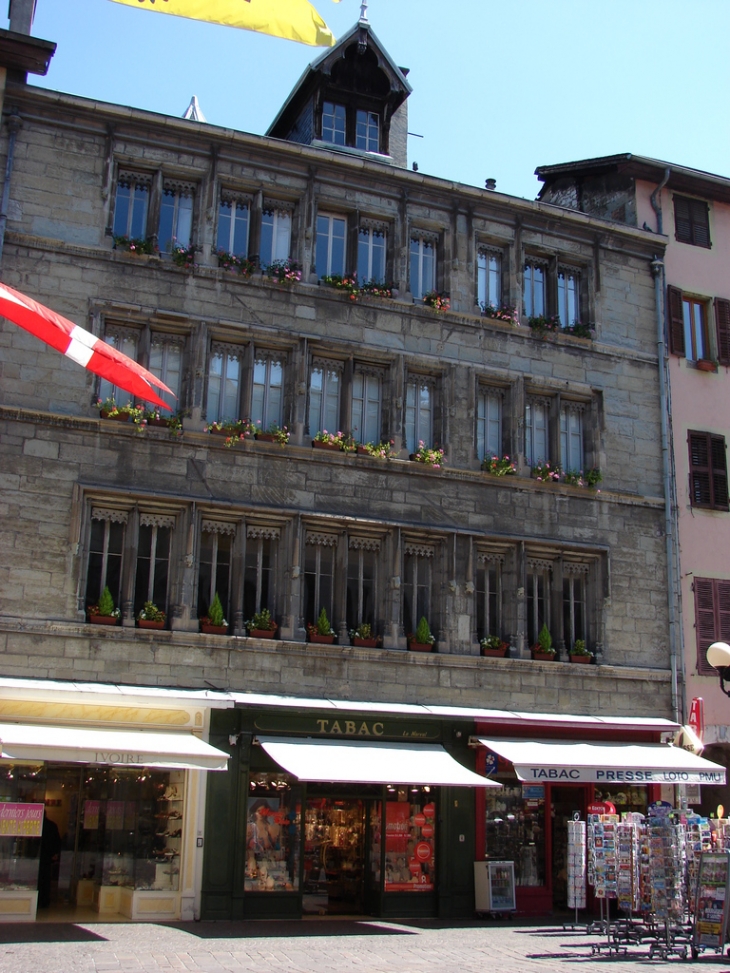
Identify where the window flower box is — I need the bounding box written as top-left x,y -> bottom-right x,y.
308,632 -> 336,644
138,619 -> 165,630
89,614 -> 119,626
696,359 -> 718,372
569,653 -> 592,664
408,640 -> 435,652
200,621 -> 228,635
249,627 -> 277,639
312,440 -> 342,452
481,642 -> 509,658
352,637 -> 379,648
531,648 -> 556,661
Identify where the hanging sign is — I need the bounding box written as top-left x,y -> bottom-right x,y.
689,698 -> 705,741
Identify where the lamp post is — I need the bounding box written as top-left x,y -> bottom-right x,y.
707,642 -> 730,697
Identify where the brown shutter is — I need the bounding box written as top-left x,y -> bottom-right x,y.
716,299 -> 730,365
689,431 -> 712,506
667,285 -> 685,355
674,197 -> 691,243
711,434 -> 729,509
691,199 -> 711,248
695,578 -> 718,674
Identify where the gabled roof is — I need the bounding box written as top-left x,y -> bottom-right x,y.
535,153 -> 730,206
267,18 -> 411,139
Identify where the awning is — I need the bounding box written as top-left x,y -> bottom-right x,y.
257,736 -> 499,787
0,723 -> 229,771
478,738 -> 726,786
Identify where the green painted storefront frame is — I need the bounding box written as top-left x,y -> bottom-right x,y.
200,706 -> 479,921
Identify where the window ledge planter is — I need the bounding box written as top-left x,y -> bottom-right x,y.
408,641 -> 435,653
308,633 -> 336,644
352,636 -> 380,648
696,359 -> 719,373
255,433 -> 280,444
100,410 -> 131,422
531,649 -> 556,661
200,621 -> 228,635
312,440 -> 343,452
248,627 -> 277,639
569,653 -> 592,664
138,619 -> 165,630
481,642 -> 509,658
88,615 -> 119,626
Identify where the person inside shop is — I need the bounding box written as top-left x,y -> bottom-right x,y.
37,814 -> 63,909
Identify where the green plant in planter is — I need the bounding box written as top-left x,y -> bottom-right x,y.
571,639 -> 592,657
315,607 -> 332,635
247,608 -> 276,631
351,622 -> 372,639
138,601 -> 165,622
480,634 -> 505,651
89,585 -> 120,618
413,616 -> 436,645
536,623 -> 555,655
206,592 -> 226,627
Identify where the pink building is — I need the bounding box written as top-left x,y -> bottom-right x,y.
537,156 -> 730,813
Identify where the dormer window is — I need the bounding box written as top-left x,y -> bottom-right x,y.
356,110 -> 379,153
322,102 -> 346,146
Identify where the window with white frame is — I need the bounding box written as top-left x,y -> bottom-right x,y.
557,268 -> 580,326
134,513 -> 174,616
85,508 -> 127,611
527,558 -> 551,647
403,542 -> 433,638
113,171 -> 151,240
217,193 -> 250,256
347,537 -> 378,631
476,387 -> 502,461
476,553 -> 502,642
244,525 -> 279,620
315,213 -> 347,278
206,343 -> 243,423
477,249 -> 502,310
355,110 -> 380,152
410,234 -> 436,300
563,563 -> 588,650
304,531 -> 337,627
98,327 -> 139,407
405,377 -> 433,452
357,225 -> 386,283
158,181 -> 194,252
149,335 -> 183,412
198,521 -> 234,622
251,354 -> 284,430
560,403 -> 584,472
260,207 -> 292,267
523,261 -> 546,318
322,101 -> 346,145
525,397 -> 550,466
309,359 -> 342,434
351,368 -> 382,444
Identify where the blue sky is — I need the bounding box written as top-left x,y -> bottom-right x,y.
10,0 -> 730,200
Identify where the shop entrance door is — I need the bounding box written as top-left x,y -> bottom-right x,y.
550,785 -> 588,910
303,797 -> 366,915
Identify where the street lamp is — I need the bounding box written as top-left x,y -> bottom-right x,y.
707,642 -> 730,696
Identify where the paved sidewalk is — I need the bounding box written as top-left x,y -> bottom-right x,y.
1,918 -> 730,973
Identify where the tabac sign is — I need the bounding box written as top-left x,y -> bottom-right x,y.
253,714 -> 442,741
513,765 -> 725,785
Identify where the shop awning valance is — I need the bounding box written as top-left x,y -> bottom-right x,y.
257,736 -> 500,787
477,738 -> 726,786
0,722 -> 229,771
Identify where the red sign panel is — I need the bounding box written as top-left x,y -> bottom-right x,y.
0,803 -> 44,836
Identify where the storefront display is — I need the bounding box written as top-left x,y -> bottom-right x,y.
384,787 -> 435,892
303,797 -> 365,914
0,765 -> 45,908
246,773 -> 301,893
484,781 -> 545,887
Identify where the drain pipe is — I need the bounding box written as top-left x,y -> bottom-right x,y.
651,253 -> 681,723
0,111 -> 23,269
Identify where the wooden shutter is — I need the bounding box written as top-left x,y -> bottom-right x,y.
667,285 -> 685,355
691,199 -> 711,248
689,431 -> 712,506
695,578 -> 718,674
711,434 -> 729,508
674,197 -> 691,243
715,298 -> 730,365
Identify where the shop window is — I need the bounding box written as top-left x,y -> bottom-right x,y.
409,234 -> 436,300
246,773 -> 302,892
384,786 -> 436,892
688,431 -> 729,510
351,369 -> 382,444
476,553 -> 502,642
355,110 -> 380,152
260,207 -> 292,267
560,403 -> 584,472
134,514 -> 174,616
321,101 -> 346,145
563,564 -> 588,651
0,764 -> 46,897
315,213 -> 347,278
98,327 -> 139,407
403,543 -> 433,638
357,225 -> 386,283
206,343 -> 243,423
477,249 -> 502,309
557,268 -> 580,326
243,526 -> 279,620
112,171 -> 151,240
405,377 -> 434,452
674,194 -> 711,248
251,355 -> 284,430
525,397 -> 549,467
217,194 -> 249,256
309,359 -> 342,435
86,509 -> 127,611
149,335 -> 184,412
527,558 -> 551,648
523,261 -> 546,318
304,531 -> 337,627
694,577 -> 730,675
198,521 -> 235,621
158,182 -> 194,252
476,387 -> 502,462
346,537 -> 379,631
484,779 -> 545,887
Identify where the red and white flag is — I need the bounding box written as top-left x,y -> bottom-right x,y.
0,282 -> 173,410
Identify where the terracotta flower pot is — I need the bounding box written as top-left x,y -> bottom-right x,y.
409,641 -> 434,652
138,619 -> 165,630
696,359 -> 718,372
255,433 -> 279,443
100,411 -> 131,422
248,628 -> 277,639
352,637 -> 379,648
570,654 -> 592,664
200,620 -> 228,635
312,440 -> 342,451
308,632 -> 336,644
356,445 -> 370,455
89,615 -> 119,625
481,643 -> 508,657
532,649 -> 556,661
146,418 -> 169,428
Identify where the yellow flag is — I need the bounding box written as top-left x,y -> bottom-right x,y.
109,0 -> 336,47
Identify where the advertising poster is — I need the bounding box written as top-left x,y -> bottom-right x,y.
694,853 -> 730,950
106,800 -> 125,830
0,802 -> 44,836
384,801 -> 435,892
83,799 -> 100,830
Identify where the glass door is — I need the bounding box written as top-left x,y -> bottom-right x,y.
302,797 -> 366,915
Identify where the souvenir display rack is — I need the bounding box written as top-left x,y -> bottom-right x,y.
565,818 -> 586,928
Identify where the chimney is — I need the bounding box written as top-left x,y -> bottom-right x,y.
8,0 -> 36,35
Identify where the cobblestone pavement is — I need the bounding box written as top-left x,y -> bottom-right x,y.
2,918 -> 730,973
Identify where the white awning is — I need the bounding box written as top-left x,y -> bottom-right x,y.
257,736 -> 499,787
0,723 -> 229,771
478,738 -> 726,786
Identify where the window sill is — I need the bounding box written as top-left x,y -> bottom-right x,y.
310,139 -> 394,165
